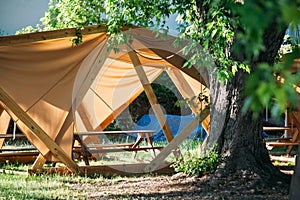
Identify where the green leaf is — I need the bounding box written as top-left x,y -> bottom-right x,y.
211,28 -> 218,38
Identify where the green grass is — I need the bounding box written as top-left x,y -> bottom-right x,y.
273,160 -> 295,166
0,173 -> 89,199
0,162 -> 29,172
0,136 -> 295,199
0,137 -> 205,199
269,145 -> 298,156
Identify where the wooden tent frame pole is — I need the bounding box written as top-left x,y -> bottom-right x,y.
0,25 -> 107,46
145,107 -> 210,172
0,106 -> 10,148
0,87 -> 81,174
127,48 -> 175,143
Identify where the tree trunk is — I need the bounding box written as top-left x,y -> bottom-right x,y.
290,149 -> 300,199
207,70 -> 289,182
205,19 -> 291,184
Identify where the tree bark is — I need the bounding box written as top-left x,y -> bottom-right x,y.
205,10 -> 291,184
207,70 -> 289,182
290,149 -> 300,199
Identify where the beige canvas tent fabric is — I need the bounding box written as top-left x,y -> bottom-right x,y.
0,33 -> 107,160
74,31 -> 207,133
75,59 -> 164,131
0,27 -> 207,163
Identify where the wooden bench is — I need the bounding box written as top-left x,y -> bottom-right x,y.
73,130 -> 162,165
264,126 -> 299,154
0,133 -> 39,163
0,151 -> 39,164
0,133 -> 36,153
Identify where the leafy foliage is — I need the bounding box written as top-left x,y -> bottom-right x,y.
172,147 -> 220,176
41,0 -> 105,30
171,0 -> 300,119
105,0 -> 172,35
17,0 -> 105,34
243,28 -> 300,118
224,1 -> 300,118
71,27 -> 83,46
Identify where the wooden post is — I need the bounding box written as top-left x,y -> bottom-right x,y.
32,154 -> 48,171
287,113 -> 300,154
127,49 -> 175,142
145,107 -> 210,172
0,87 -> 81,174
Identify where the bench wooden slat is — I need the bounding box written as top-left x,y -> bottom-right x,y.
263,127 -> 291,131
86,143 -> 135,148
0,134 -> 26,139
264,137 -> 292,142
0,147 -> 37,151
267,142 -> 299,146
85,146 -> 163,154
74,144 -> 135,149
74,130 -> 155,136
0,151 -> 39,157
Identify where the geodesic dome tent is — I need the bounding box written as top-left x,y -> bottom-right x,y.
0,25 -> 209,173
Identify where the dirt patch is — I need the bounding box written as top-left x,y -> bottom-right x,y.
73,172 -> 290,199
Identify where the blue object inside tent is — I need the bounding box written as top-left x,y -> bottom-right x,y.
262,131 -> 269,138
130,114 -> 207,142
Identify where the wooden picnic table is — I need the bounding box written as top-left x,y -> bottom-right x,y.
73,130 -> 162,165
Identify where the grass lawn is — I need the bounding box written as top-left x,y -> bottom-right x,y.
0,137 -> 294,199
0,173 -> 92,199
0,138 -> 205,199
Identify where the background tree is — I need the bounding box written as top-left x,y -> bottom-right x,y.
22,0 -> 300,191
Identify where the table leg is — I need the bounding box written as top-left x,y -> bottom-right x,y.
73,135 -> 90,165
132,135 -> 144,159
145,134 -> 156,158
286,129 -> 299,155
